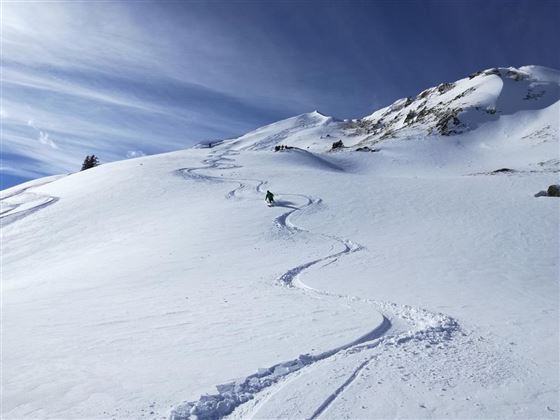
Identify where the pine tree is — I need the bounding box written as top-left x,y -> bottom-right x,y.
81,155 -> 100,171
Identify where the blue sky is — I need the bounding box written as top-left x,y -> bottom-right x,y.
2,0 -> 559,188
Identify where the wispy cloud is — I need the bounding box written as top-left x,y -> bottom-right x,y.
27,119 -> 58,149
2,1 -> 559,188
38,131 -> 57,149
1,2 -> 294,184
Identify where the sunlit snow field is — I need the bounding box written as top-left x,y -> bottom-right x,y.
2,66 -> 559,419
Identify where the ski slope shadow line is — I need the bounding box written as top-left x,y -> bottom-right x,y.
170,149 -> 460,420
1,182 -> 61,226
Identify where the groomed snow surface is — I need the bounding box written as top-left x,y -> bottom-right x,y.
2,66 -> 559,419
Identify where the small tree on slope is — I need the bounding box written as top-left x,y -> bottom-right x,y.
81,155 -> 100,171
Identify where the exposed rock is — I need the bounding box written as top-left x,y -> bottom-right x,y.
435,108 -> 464,135
506,69 -> 526,81
404,110 -> 417,125
345,118 -> 382,136
437,82 -> 455,94
416,106 -> 431,121
355,146 -> 380,152
547,185 -> 560,197
418,88 -> 432,99
331,140 -> 345,150
492,168 -> 514,173
274,145 -> 294,152
453,87 -> 476,101
468,71 -> 482,79
484,68 -> 501,76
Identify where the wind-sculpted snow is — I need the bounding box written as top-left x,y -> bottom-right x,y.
170,149 -> 460,420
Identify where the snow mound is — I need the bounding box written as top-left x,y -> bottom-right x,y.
226,111 -> 347,152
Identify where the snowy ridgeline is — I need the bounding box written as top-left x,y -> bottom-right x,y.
2,65 -> 559,419
226,65 -> 560,155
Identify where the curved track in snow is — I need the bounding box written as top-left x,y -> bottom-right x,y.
1,180 -> 60,226
171,149 -> 460,420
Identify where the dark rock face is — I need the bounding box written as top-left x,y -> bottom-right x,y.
274,145 -> 293,151
355,146 -> 380,152
437,82 -> 455,94
535,185 -> 560,197
331,140 -> 345,150
506,69 -> 526,81
547,185 -> 560,197
418,88 -> 432,99
492,168 -> 514,173
468,71 -> 483,79
484,68 -> 501,76
435,108 -> 464,135
404,111 -> 417,125
344,118 -> 384,136
454,87 -> 476,101
416,106 -> 431,121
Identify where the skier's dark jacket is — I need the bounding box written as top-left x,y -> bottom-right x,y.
265,191 -> 274,202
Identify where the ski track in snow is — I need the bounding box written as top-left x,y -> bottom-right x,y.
171,149 -> 460,420
0,181 -> 60,226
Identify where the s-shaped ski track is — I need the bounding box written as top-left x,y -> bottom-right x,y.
171,149 -> 460,420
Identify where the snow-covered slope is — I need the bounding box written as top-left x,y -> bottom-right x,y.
2,66 -> 559,419
226,110 -> 346,151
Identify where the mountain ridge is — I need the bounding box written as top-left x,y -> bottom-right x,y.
212,65 -> 559,159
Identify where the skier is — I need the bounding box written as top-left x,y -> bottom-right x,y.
265,190 -> 275,206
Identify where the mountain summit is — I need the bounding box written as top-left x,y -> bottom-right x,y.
356,65 -> 560,140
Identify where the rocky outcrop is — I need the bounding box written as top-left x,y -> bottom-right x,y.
468,70 -> 483,79
331,140 -> 345,150
341,66 -> 558,147
547,185 -> 560,197
437,82 -> 455,94
435,108 -> 464,135
355,146 -> 380,152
